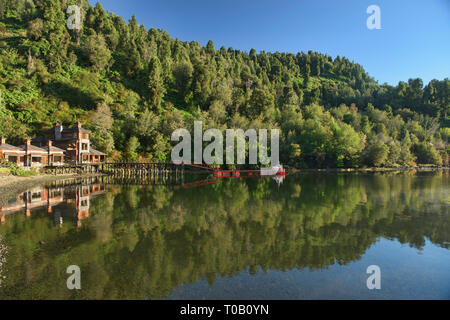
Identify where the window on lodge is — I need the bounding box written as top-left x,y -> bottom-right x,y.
7,156 -> 17,163
82,143 -> 88,150
54,156 -> 62,162
32,157 -> 41,163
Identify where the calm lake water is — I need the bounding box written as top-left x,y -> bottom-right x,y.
0,171 -> 449,300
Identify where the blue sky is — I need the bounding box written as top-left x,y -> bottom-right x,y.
88,0 -> 450,86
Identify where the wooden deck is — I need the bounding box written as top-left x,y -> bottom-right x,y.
44,162 -> 185,177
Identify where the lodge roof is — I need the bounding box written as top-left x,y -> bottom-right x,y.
89,148 -> 106,156
1,143 -> 66,156
44,123 -> 91,135
0,143 -> 25,152
33,136 -> 76,144
63,127 -> 91,134
40,145 -> 66,153
16,145 -> 48,153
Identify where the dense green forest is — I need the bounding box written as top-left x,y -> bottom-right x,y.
0,0 -> 449,167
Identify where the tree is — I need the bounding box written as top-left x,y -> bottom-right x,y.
247,88 -> 275,119
298,118 -> 332,167
206,40 -> 215,55
365,142 -> 389,167
412,142 -> 442,165
331,122 -> 363,167
288,143 -> 301,166
172,61 -> 193,97
89,103 -> 115,154
41,0 -> 65,35
135,110 -> 159,138
399,145 -> 416,166
83,34 -> 111,70
304,64 -> 311,85
148,56 -> 165,109
27,19 -> 44,40
124,136 -> 140,161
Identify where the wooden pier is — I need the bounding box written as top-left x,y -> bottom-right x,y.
44,171 -> 184,188
44,162 -> 285,179
44,162 -> 185,178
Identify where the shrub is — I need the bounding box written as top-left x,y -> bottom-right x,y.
364,143 -> 389,167
0,22 -> 6,34
16,168 -> 38,176
412,142 -> 443,165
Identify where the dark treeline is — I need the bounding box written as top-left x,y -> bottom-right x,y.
0,0 -> 449,167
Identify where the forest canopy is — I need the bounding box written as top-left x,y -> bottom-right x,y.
0,0 -> 448,167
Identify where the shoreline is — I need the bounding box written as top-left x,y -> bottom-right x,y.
0,166 -> 448,205
286,166 -> 449,174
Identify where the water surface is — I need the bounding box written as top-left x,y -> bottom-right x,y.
0,171 -> 448,299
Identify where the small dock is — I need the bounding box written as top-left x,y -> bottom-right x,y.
44,162 -> 184,176
44,164 -> 103,175
44,162 -> 285,179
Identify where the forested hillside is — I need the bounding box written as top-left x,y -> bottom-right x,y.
0,0 -> 449,167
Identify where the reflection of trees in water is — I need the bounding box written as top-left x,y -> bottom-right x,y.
0,171 -> 448,299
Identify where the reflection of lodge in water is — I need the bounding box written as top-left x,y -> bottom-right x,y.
0,183 -> 105,227
0,173 -> 284,225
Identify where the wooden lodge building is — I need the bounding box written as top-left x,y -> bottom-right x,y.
0,122 -> 106,167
